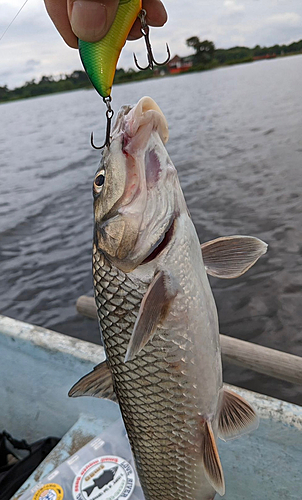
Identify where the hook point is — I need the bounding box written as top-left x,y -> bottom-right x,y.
91,131 -> 105,150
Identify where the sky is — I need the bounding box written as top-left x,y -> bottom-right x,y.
0,0 -> 302,88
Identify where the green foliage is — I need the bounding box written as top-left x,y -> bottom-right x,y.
187,59 -> 220,73
113,67 -> 153,84
1,38 -> 302,104
0,71 -> 91,103
216,39 -> 302,64
215,46 -> 252,64
224,56 -> 254,66
186,36 -> 202,51
0,67 -> 156,104
0,85 -> 10,101
186,36 -> 215,64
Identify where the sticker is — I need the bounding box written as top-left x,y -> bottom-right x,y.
47,471 -> 59,481
68,455 -> 79,466
33,484 -> 64,500
73,456 -> 135,500
90,437 -> 105,450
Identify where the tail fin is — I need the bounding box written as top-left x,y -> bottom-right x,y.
202,421 -> 225,496
83,483 -> 95,497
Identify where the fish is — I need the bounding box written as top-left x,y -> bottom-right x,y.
83,466 -> 118,497
79,0 -> 142,99
69,96 -> 268,499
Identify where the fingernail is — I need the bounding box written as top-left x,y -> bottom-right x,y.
70,1 -> 107,42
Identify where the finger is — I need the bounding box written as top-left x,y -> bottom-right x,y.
128,0 -> 167,40
143,0 -> 167,27
68,0 -> 119,43
127,18 -> 142,40
44,0 -> 167,48
44,0 -> 78,48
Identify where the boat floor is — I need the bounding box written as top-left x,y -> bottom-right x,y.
13,388 -> 302,500
0,315 -> 300,499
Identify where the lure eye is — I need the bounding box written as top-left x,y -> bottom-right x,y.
94,170 -> 105,193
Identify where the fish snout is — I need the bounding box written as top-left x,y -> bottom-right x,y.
122,96 -> 169,154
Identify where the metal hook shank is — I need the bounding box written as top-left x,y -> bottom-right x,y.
133,9 -> 170,71
91,97 -> 114,150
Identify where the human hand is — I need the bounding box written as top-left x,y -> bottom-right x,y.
44,0 -> 168,49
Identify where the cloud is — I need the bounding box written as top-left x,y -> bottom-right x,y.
230,35 -> 246,45
1,0 -> 302,88
26,59 -> 40,67
224,0 -> 245,13
0,70 -> 13,80
22,59 -> 41,74
268,12 -> 301,27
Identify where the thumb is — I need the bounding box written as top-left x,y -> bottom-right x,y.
68,0 -> 119,42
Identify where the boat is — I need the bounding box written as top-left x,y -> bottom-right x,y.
0,312 -> 301,500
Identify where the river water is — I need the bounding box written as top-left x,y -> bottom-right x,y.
0,55 -> 301,404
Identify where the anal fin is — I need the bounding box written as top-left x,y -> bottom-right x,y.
218,388 -> 259,441
203,421 -> 225,497
68,361 -> 117,402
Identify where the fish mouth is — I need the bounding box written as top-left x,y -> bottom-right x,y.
141,216 -> 176,265
109,96 -> 169,211
120,96 -> 169,153
101,96 -> 174,272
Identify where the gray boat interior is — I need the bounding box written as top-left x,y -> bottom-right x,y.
0,314 -> 301,499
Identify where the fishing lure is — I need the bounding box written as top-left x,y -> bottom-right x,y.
78,0 -> 170,149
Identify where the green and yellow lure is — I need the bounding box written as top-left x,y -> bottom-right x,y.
79,0 -> 142,100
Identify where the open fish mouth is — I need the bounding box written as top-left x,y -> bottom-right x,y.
112,96 -> 169,154
124,96 -> 169,145
96,96 -> 176,272
119,97 -> 176,267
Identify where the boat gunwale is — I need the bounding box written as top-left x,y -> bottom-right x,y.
0,313 -> 104,365
0,313 -> 302,431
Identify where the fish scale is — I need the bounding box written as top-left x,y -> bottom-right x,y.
92,242 -> 214,500
69,98 -> 264,499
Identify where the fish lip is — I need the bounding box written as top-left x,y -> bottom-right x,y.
140,216 -> 176,265
122,96 -> 169,148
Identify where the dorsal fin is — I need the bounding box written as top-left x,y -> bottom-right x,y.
202,421 -> 225,496
218,388 -> 259,441
201,235 -> 267,279
68,361 -> 117,401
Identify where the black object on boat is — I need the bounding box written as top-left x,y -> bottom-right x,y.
0,430 -> 60,500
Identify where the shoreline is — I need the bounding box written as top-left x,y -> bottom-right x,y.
1,51 -> 301,105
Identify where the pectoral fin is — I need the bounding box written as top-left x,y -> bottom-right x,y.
125,270 -> 178,362
203,421 -> 225,496
218,388 -> 259,441
201,235 -> 267,279
68,361 -> 117,401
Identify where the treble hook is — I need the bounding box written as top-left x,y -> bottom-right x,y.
91,96 -> 114,149
133,9 -> 170,71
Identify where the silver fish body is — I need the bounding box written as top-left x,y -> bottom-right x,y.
93,214 -> 221,500
71,97 -> 266,500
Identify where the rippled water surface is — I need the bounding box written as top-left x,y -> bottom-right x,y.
1,56 -> 302,404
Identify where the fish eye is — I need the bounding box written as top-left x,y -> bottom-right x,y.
94,170 -> 105,193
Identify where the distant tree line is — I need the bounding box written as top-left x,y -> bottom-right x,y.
0,71 -> 90,102
1,38 -> 301,104
186,36 -> 302,66
0,67 -> 153,103
186,37 -> 215,64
